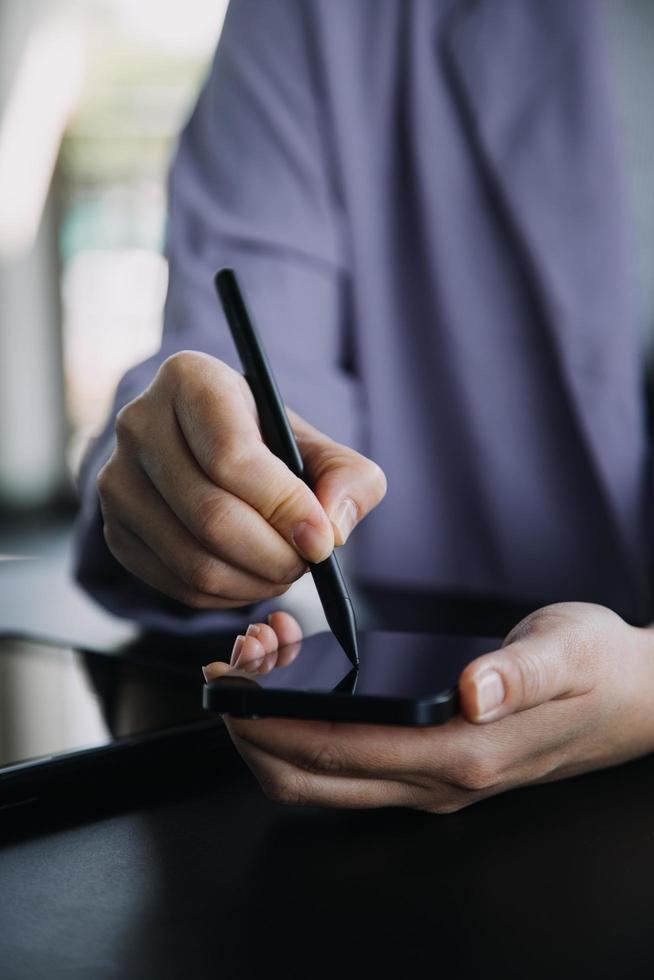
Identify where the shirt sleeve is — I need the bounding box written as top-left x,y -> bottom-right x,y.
72,0 -> 364,632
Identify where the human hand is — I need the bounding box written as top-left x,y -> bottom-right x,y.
97,351 -> 386,609
203,602 -> 654,810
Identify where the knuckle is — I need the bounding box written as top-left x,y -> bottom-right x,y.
177,588 -> 212,610
159,350 -> 200,388
266,481 -> 312,528
115,400 -> 146,446
310,444 -> 387,514
514,648 -> 549,704
303,742 -> 342,776
191,494 -> 235,548
502,610 -> 543,647
309,442 -> 358,481
454,747 -> 502,793
207,435 -> 249,486
300,436 -> 340,475
504,603 -> 595,649
458,762 -> 500,794
183,553 -> 220,595
261,770 -> 307,807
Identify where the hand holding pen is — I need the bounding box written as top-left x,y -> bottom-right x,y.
97,276 -> 386,641
216,268 -> 379,666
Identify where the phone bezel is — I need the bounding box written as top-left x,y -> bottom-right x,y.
204,674 -> 461,726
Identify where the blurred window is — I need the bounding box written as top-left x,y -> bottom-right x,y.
0,0 -> 226,504
57,0 -> 227,472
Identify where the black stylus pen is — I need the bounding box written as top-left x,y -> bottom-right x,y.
214,268 -> 360,669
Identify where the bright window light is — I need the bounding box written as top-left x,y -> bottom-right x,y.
0,7 -> 86,260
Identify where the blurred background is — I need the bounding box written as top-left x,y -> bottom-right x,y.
0,0 -> 228,641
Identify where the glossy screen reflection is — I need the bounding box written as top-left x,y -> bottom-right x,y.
0,638 -> 205,769
252,630 -> 501,699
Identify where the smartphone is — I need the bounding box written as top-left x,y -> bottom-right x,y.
0,634 -> 222,808
203,629 -> 501,726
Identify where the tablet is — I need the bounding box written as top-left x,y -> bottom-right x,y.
0,635 -> 219,807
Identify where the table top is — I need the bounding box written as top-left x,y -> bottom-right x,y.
2,742 -> 654,980
1,588 -> 653,979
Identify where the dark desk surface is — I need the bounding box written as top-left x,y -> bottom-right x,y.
1,588 -> 654,979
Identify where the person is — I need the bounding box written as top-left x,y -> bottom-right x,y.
75,0 -> 654,811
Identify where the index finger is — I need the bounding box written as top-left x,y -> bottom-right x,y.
171,357 -> 334,563
224,713 -> 475,783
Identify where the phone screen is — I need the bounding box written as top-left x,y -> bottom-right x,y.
0,637 -> 207,772
241,630 -> 501,698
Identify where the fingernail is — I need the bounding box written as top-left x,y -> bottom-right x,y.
474,669 -> 506,719
230,635 -> 245,666
331,498 -> 358,545
246,623 -> 261,637
235,655 -> 264,673
291,521 -> 332,563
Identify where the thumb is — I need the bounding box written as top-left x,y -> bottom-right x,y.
458,629 -> 586,724
288,409 -> 387,546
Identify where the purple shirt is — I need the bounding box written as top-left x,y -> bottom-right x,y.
74,0 -> 653,630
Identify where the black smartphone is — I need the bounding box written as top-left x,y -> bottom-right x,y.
0,634 -> 222,808
203,629 -> 501,726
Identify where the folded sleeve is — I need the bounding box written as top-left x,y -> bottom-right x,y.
73,0 -> 364,632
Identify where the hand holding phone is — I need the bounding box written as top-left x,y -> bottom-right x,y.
203,603 -> 654,812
